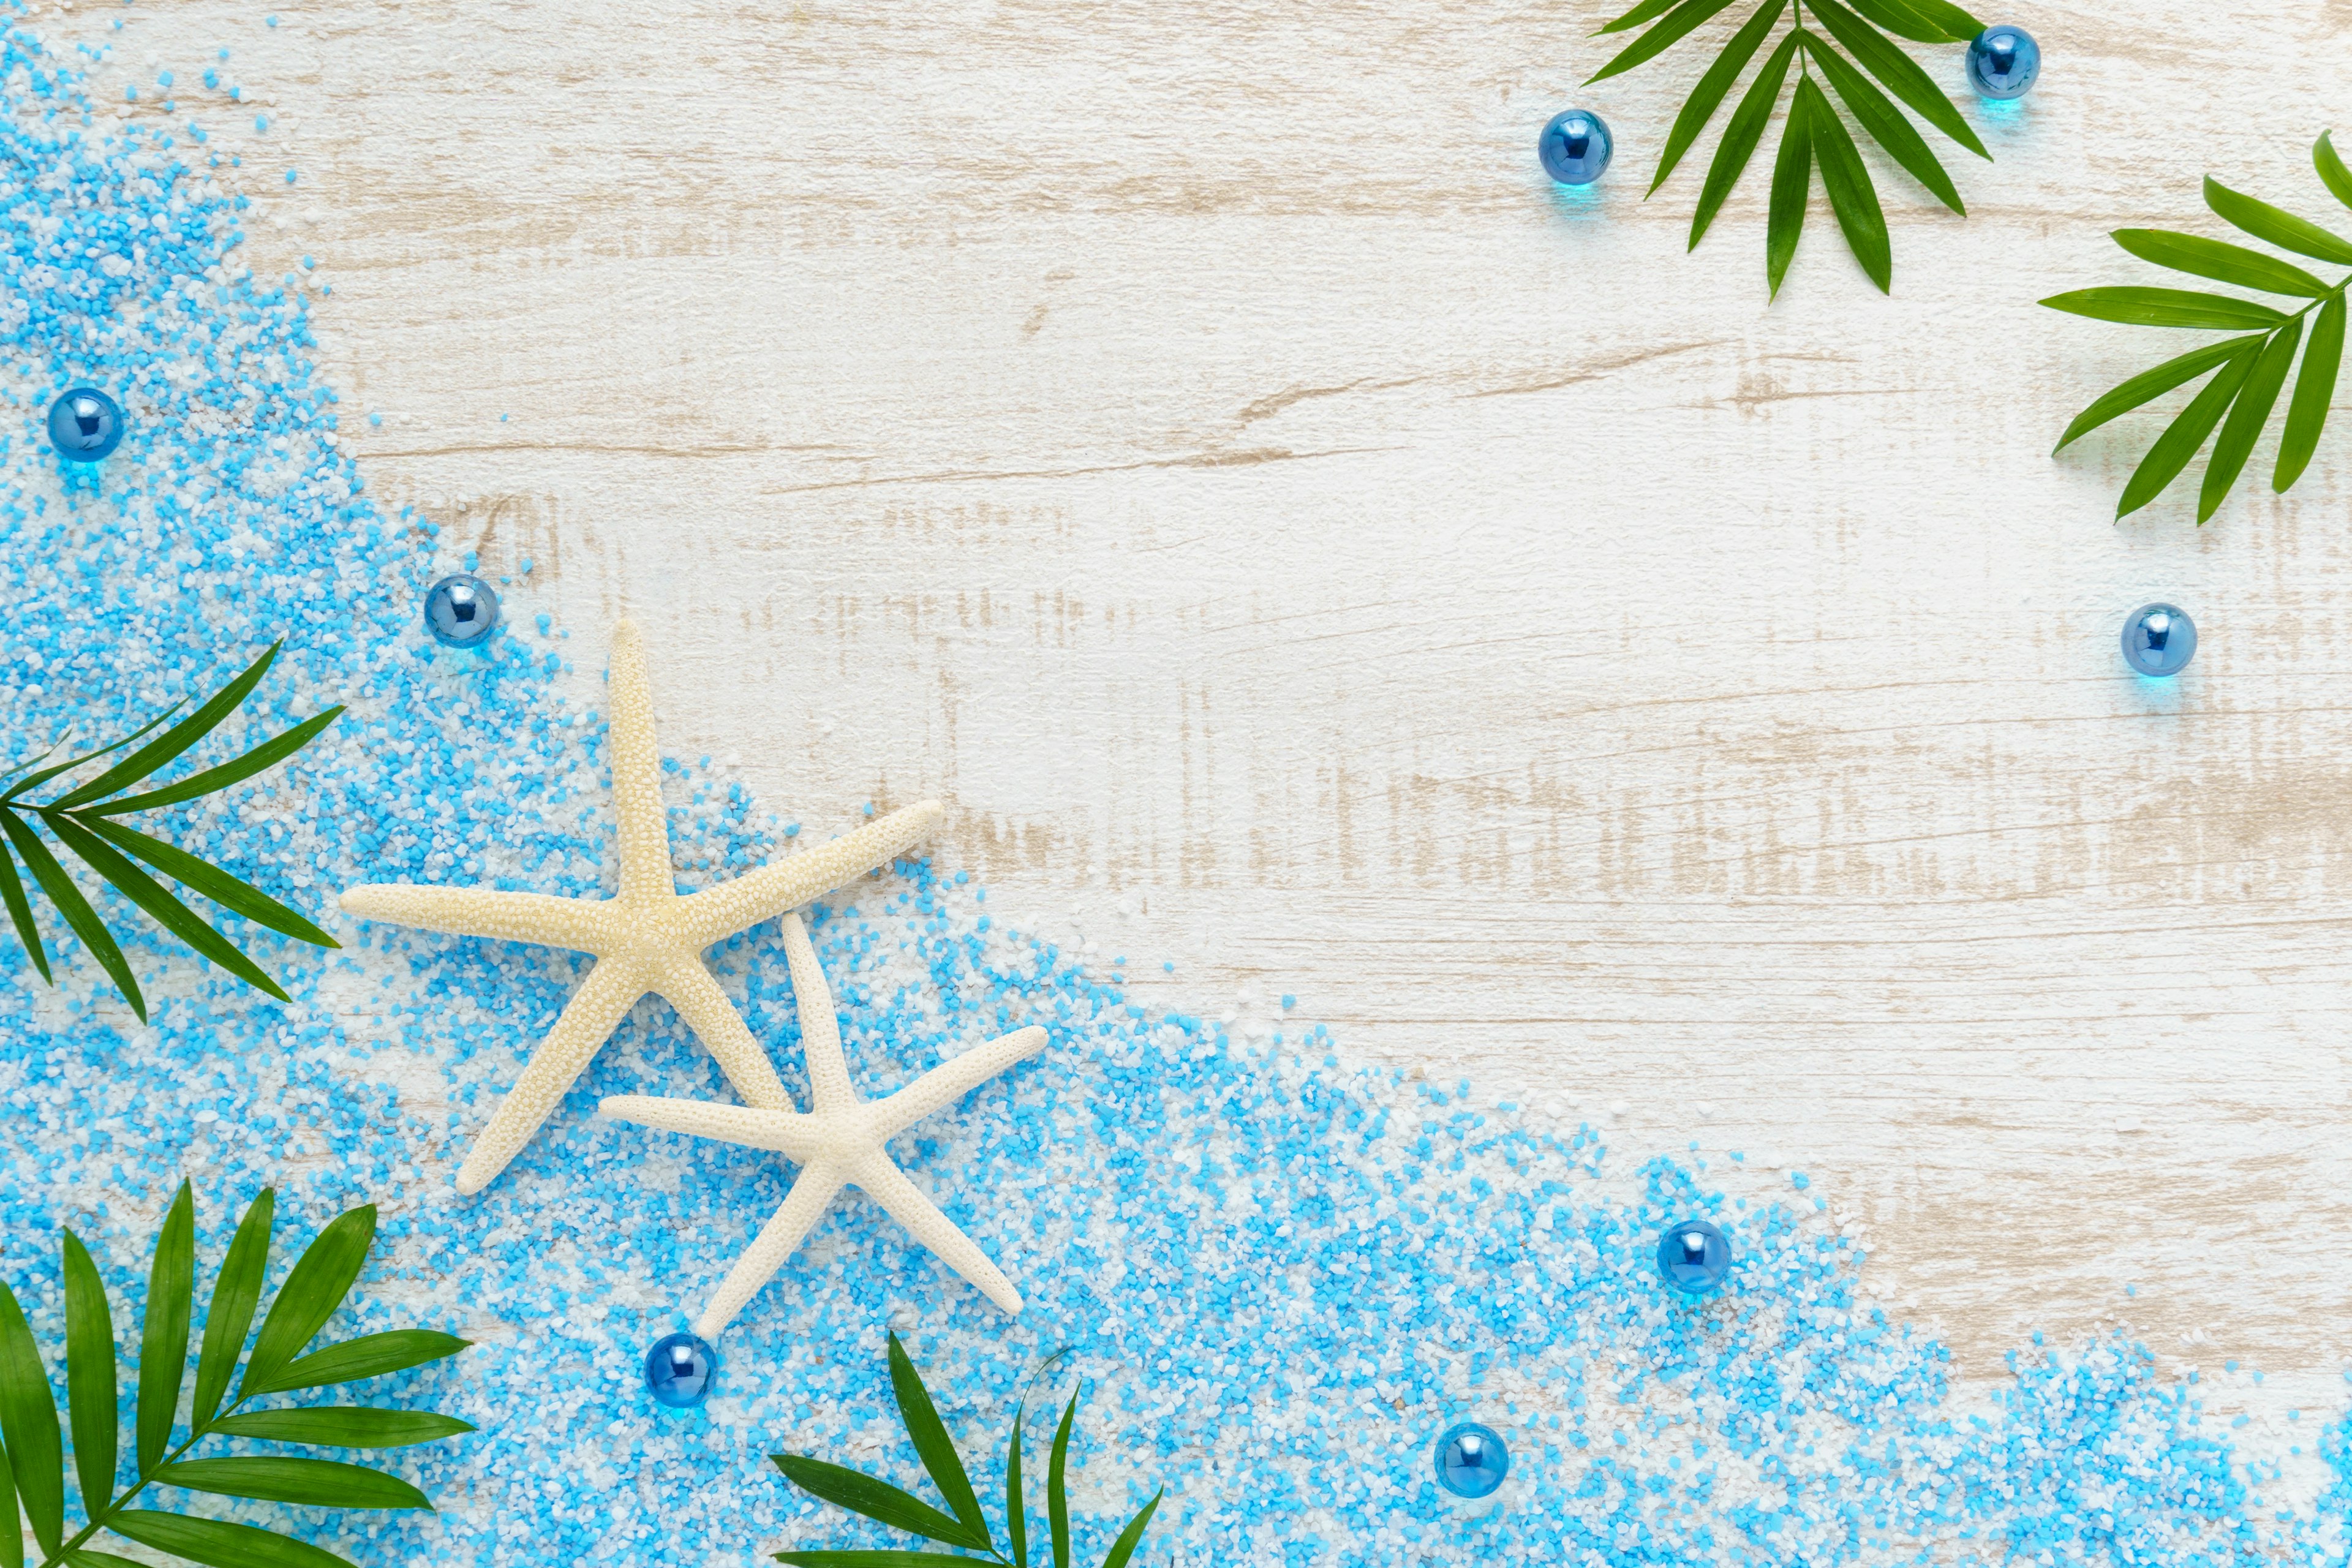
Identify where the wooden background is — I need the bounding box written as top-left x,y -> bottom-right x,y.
93,0 -> 2352,1400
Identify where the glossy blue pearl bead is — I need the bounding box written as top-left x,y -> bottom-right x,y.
1538,109 -> 1613,186
2121,603 -> 2195,677
424,573 -> 500,650
1657,1218 -> 1732,1295
1433,1421 -> 1509,1498
48,387 -> 124,461
644,1332 -> 717,1408
1966,26 -> 2039,99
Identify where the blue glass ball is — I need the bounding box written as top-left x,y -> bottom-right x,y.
1657,1218 -> 1732,1295
2121,603 -> 2196,677
1538,109 -> 1613,186
644,1332 -> 717,1408
48,387 -> 124,462
1966,26 -> 2040,99
424,573 -> 500,650
1433,1421 -> 1509,1499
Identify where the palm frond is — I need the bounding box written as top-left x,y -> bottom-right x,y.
2044,130 -> 2351,521
770,1334 -> 1161,1568
0,639 -> 342,1021
0,1181 -> 473,1568
1589,0 -> 1988,292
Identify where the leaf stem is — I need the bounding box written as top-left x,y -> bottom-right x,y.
37,1387 -> 262,1567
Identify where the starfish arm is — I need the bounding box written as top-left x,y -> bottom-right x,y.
778,911 -> 858,1116
850,1155 -> 1024,1315
597,1094 -> 824,1159
339,884 -> 605,952
674,799 -> 946,950
454,957 -> 645,1194
651,960 -> 793,1110
872,1025 -> 1047,1139
692,1162 -> 847,1338
605,620 -> 675,904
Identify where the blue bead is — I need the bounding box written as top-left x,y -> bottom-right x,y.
1433,1421 -> 1509,1498
424,573 -> 500,650
644,1332 -> 717,1408
1966,26 -> 2040,99
47,387 -> 124,461
1656,1218 -> 1732,1295
1538,110 -> 1613,186
2120,602 -> 2196,677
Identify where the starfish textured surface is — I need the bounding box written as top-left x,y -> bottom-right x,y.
340,619 -> 944,1195
601,911 -> 1047,1336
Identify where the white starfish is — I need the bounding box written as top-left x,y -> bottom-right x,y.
340,619 -> 945,1196
600,911 -> 1046,1336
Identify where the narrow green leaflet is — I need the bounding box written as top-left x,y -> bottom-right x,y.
773,1555 -> 971,1567
2054,335 -> 2265,451
2277,292 -> 2345,490
1688,30 -> 1800,248
770,1455 -> 989,1551
0,1276 -> 66,1555
1588,0 -> 1742,83
884,1332 -> 990,1551
1047,1395 -> 1076,1568
1803,32 -> 1962,212
2319,132 -> 2352,212
241,1205 -> 377,1396
137,1183 -> 196,1473
2116,342 -> 2260,518
211,1408 -> 476,1449
42,816 -> 287,1000
1598,0 -> 1684,31
1098,1494 -> 1165,1568
2204,176 -> 2352,266
84,817 -> 334,948
2198,320 -> 2304,519
0,1434 -> 20,1568
64,1553 -> 151,1568
1651,0 -> 1786,194
62,1231 -> 120,1516
153,1456 -> 431,1510
1005,1400 -> 1030,1568
1802,76 -> 1892,292
2110,229 -> 2331,296
0,836 -> 51,982
1766,83 -> 1814,296
249,1329 -> 472,1395
192,1189 -> 276,1427
45,644 -> 284,810
2040,287 -> 2288,330
107,1511 -> 357,1568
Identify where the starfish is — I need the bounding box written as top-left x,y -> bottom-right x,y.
600,910 -> 1046,1336
340,619 -> 945,1196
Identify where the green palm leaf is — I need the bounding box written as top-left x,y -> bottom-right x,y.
884,1333 -> 990,1552
248,1330 -> 471,1396
0,1186 -> 468,1568
1590,0 -> 1986,289
769,1455 -> 987,1551
2048,130 -> 2351,521
0,644 -> 341,1019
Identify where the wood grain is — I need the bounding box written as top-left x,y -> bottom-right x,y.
87,0 -> 2352,1389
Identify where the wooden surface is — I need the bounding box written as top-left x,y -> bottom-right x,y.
93,0 -> 2352,1396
